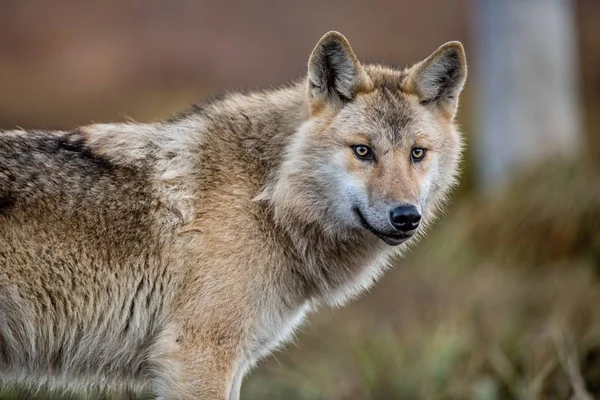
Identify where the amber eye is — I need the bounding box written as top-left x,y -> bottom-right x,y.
411,148 -> 427,162
352,145 -> 373,161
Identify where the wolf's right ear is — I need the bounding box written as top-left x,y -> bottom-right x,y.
403,41 -> 467,118
307,31 -> 372,111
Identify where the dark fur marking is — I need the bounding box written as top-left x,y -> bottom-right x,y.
145,270 -> 161,311
122,276 -> 146,336
0,329 -> 10,365
57,132 -> 115,171
321,41 -> 354,102
0,196 -> 14,214
49,342 -> 66,370
423,50 -> 462,104
434,60 -> 460,100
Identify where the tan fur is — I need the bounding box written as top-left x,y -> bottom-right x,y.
0,32 -> 466,399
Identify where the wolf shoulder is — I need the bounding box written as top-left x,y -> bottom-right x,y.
0,122 -> 200,224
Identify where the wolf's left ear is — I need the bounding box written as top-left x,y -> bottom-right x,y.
404,41 -> 467,117
307,31 -> 372,110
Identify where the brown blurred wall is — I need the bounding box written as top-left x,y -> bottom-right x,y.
0,0 -> 597,165
0,0 -> 468,129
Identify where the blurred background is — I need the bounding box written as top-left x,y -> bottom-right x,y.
0,0 -> 599,399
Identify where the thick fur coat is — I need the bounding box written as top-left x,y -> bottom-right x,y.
0,32 -> 467,399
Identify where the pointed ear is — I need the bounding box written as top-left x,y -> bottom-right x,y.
403,41 -> 467,117
307,31 -> 372,110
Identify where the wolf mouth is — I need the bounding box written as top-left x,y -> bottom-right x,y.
353,207 -> 413,246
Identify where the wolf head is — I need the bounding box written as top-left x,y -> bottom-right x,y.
268,31 -> 466,246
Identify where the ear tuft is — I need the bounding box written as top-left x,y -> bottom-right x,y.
308,31 -> 371,108
404,41 -> 467,115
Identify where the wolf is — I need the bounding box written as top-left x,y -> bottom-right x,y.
0,32 -> 466,399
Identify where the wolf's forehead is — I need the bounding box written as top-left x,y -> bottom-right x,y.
364,64 -> 408,88
346,86 -> 420,144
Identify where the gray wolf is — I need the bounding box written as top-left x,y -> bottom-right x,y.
0,31 -> 467,399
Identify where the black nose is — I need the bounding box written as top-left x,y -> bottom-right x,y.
389,205 -> 421,232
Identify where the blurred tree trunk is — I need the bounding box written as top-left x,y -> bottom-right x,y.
473,0 -> 582,191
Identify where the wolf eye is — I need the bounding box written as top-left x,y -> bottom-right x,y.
352,145 -> 373,161
411,148 -> 427,162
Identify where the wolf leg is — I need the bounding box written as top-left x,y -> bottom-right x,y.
151,331 -> 238,400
